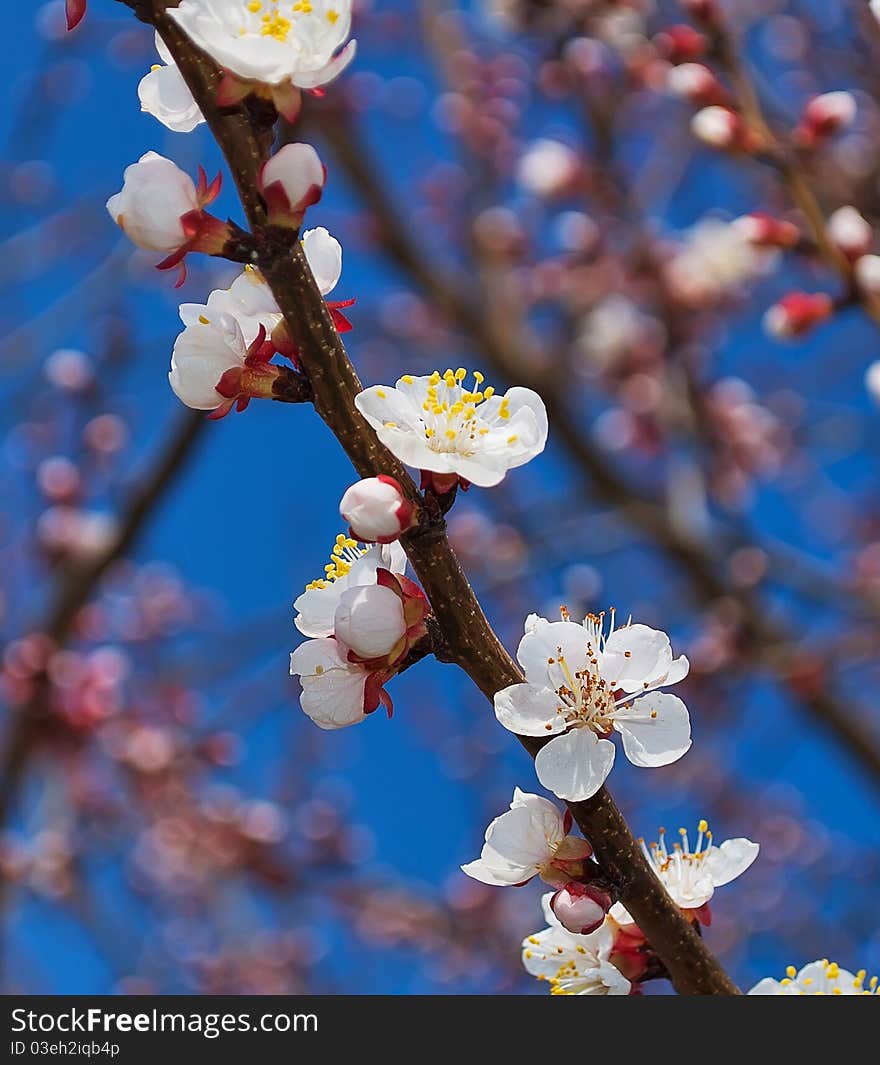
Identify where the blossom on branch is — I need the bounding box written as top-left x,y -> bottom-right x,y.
522,897 -> 631,996
749,960 -> 879,996
339,477 -> 415,544
610,820 -> 759,928
139,33 -> 206,134
293,537 -> 408,640
549,882 -> 612,936
106,152 -> 229,285
460,788 -> 592,888
763,292 -> 833,339
795,91 -> 856,148
168,306 -> 291,416
494,610 -> 691,801
204,227 -> 350,356
354,369 -> 548,492
170,0 -> 356,121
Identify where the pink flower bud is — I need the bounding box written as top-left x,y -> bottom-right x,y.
855,253 -> 880,295
550,882 -> 612,936
339,476 -> 415,544
827,206 -> 873,260
654,25 -> 708,64
667,63 -> 727,107
691,106 -> 751,150
797,92 -> 856,146
731,212 -> 800,249
258,143 -> 326,228
763,292 -> 833,338
334,584 -> 407,661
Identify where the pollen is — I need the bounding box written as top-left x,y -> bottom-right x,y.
261,11 -> 292,40
198,315 -> 210,325
305,533 -> 365,590
327,9 -> 339,24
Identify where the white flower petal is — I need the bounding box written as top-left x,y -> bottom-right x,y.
614,692 -> 691,768
289,637 -> 367,730
493,683 -> 563,738
516,617 -> 591,681
600,623 -> 683,693
704,837 -> 760,889
302,226 -> 342,295
535,728 -> 616,801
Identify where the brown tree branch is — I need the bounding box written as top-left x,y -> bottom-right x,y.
143,1 -> 738,993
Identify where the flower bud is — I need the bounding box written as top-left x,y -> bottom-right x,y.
667,63 -> 727,107
258,143 -> 326,228
516,139 -> 580,198
731,212 -> 800,249
763,292 -> 833,338
550,882 -> 612,936
340,477 -> 415,545
334,584 -> 407,661
827,206 -> 873,260
654,25 -> 707,64
691,106 -> 753,151
855,253 -> 880,295
797,92 -> 856,146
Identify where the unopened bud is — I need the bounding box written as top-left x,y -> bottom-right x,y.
339,476 -> 415,544
667,63 -> 727,107
731,212 -> 800,249
855,253 -> 880,295
691,106 -> 754,151
258,142 -> 326,229
550,882 -> 612,936
763,292 -> 833,338
796,92 -> 856,147
654,25 -> 708,65
827,206 -> 873,260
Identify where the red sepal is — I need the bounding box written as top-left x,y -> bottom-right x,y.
216,72 -> 252,109
66,0 -> 86,30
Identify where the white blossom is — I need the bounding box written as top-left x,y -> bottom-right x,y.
355,369 -> 548,489
138,33 -> 205,133
293,535 -> 407,639
170,0 -> 356,89
461,788 -> 589,888
301,226 -> 342,295
523,898 -> 630,996
749,960 -> 879,996
106,151 -> 200,253
610,820 -> 758,925
494,611 -> 691,801
168,306 -> 247,410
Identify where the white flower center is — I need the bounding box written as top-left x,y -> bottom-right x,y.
237,1 -> 340,43
305,533 -> 366,590
641,821 -> 712,903
409,368 -> 514,457
545,611 -> 657,736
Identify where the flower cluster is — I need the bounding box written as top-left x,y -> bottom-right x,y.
462,786 -> 759,994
